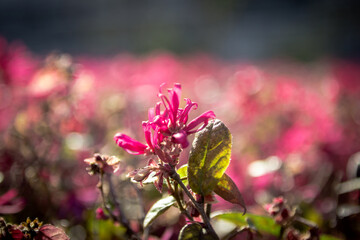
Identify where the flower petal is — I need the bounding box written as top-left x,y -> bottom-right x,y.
158,83 -> 182,128
168,83 -> 181,122
114,133 -> 147,155
142,122 -> 155,152
148,102 -> 162,122
179,98 -> 198,125
184,111 -> 216,134
147,158 -> 159,167
154,173 -> 164,192
172,130 -> 189,148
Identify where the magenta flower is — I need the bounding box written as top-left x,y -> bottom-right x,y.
154,83 -> 216,148
114,134 -> 149,155
114,83 -> 216,159
0,189 -> 25,214
114,83 -> 215,192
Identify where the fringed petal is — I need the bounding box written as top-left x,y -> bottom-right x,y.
184,111 -> 216,134
114,133 -> 147,155
179,98 -> 198,124
142,122 -> 155,152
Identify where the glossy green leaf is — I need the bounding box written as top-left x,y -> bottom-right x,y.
212,212 -> 281,237
143,195 -> 176,228
178,223 -> 217,240
214,173 -> 246,212
177,164 -> 188,186
188,119 -> 232,195
178,223 -> 202,240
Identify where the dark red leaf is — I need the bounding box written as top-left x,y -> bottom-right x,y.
9,227 -> 24,240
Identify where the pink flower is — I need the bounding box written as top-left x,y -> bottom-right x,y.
0,189 -> 25,214
114,83 -> 216,158
154,83 -> 216,147
95,207 -> 108,220
264,196 -> 294,224
84,154 -> 122,175
114,134 -> 149,155
114,83 -> 215,192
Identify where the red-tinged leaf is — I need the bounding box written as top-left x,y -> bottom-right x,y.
214,173 -> 246,213
9,227 -> 24,240
35,224 -> 70,240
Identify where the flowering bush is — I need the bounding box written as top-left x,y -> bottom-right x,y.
0,37 -> 359,239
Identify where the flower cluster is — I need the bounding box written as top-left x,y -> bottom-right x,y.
84,153 -> 122,175
264,196 -> 295,224
285,228 -> 320,240
114,83 -> 215,191
265,197 -> 320,240
0,217 -> 69,240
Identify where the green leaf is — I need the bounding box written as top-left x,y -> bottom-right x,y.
86,210 -> 126,239
188,119 -> 232,195
214,173 -> 246,212
320,234 -> 342,240
177,164 -> 189,186
212,212 -> 281,237
178,223 -> 217,240
143,195 -> 176,228
178,223 -> 202,240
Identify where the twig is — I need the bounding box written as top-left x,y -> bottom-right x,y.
98,172 -> 117,222
294,216 -> 318,229
173,181 -> 194,221
171,169 -> 219,239
206,204 -> 212,219
106,174 -> 139,239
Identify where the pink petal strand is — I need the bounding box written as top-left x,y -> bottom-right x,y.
114,133 -> 147,155
184,111 -> 216,134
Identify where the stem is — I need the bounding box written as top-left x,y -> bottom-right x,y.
278,226 -> 285,240
106,174 -> 139,239
130,180 -> 146,233
173,181 -> 194,221
222,227 -> 250,240
166,177 -> 174,194
206,204 -> 212,218
171,170 -> 219,239
294,216 -> 318,229
98,172 -> 117,222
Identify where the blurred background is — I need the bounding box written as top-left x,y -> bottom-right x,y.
1,1 -> 360,240
0,0 -> 359,60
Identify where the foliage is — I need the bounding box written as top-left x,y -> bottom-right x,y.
1,37 -> 359,239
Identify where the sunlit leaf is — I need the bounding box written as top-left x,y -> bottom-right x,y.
212,212 -> 281,237
179,223 -> 202,240
214,173 -> 246,213
177,164 -> 188,186
188,119 -> 232,195
87,213 -> 126,240
35,225 -> 70,240
143,195 -> 176,228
